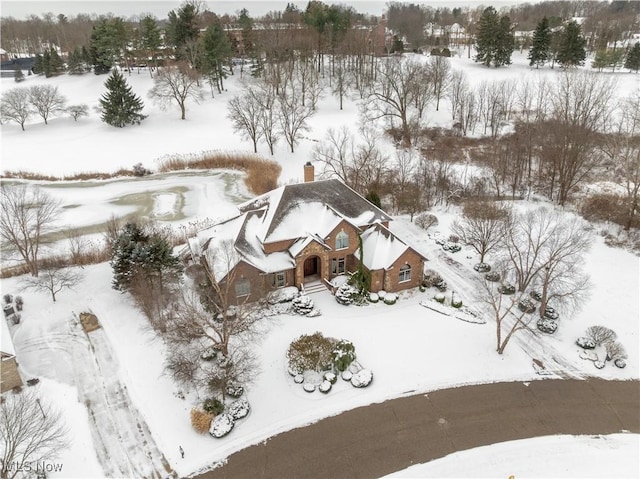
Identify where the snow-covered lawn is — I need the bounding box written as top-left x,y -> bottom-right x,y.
385,434 -> 640,478
1,49 -> 639,478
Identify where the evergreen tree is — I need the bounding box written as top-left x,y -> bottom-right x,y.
201,22 -> 233,92
111,223 -> 182,292
42,49 -> 51,77
475,6 -> 499,66
140,15 -> 162,76
47,48 -> 65,77
99,69 -> 146,127
90,17 -> 125,74
625,42 -> 640,72
165,2 -> 200,59
494,15 -> 514,67
556,20 -> 586,68
33,54 -> 44,75
67,47 -> 88,74
528,16 -> 551,67
591,49 -> 608,72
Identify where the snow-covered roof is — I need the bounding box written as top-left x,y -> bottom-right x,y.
1,317 -> 16,357
197,179 -> 394,281
238,179 -> 391,244
355,223 -> 412,271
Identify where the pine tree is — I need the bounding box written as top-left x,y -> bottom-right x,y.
42,49 -> 51,77
528,16 -> 551,67
625,42 -> 640,72
110,223 -> 182,292
33,54 -> 44,75
475,6 -> 499,66
556,20 -> 586,68
47,48 -> 65,76
140,15 -> 162,76
99,69 -> 146,127
494,15 -> 514,67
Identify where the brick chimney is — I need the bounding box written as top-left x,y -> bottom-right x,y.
304,162 -> 315,183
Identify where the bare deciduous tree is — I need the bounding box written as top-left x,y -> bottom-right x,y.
585,325 -> 617,346
500,207 -> 591,318
28,84 -> 67,125
22,265 -> 83,302
227,87 -> 263,153
477,270 -> 533,354
67,104 -> 89,122
0,87 -> 32,131
278,85 -> 315,153
429,55 -> 451,111
148,61 -> 203,120
0,389 -> 70,479
451,201 -> 511,263
0,185 -> 60,277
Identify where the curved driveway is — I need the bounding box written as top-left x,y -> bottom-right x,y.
198,379 -> 639,479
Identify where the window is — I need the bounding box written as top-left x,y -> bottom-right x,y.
235,279 -> 251,297
399,264 -> 411,283
336,230 -> 349,250
271,271 -> 285,288
331,257 -> 346,275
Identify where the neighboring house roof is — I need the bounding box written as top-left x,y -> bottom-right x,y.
355,223 -> 423,271
1,317 -> 15,357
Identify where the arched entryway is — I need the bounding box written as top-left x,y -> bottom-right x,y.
303,255 -> 320,280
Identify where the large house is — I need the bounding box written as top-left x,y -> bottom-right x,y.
187,164 -> 426,303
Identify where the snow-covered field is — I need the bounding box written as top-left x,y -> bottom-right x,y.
1,50 -> 639,478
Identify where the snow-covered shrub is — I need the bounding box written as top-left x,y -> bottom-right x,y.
324,372 -> 337,384
3,294 -> 12,304
369,292 -> 379,303
377,290 -> 387,299
201,348 -> 217,361
451,292 -> 462,309
530,290 -> 542,301
228,399 -> 250,419
203,398 -> 225,415
14,296 -> 23,311
586,325 -> 617,346
517,298 -> 536,314
448,234 -> 460,243
287,332 -> 336,374
268,286 -> 300,304
335,283 -> 357,305
190,408 -> 213,434
292,294 -> 315,315
594,360 -> 605,370
319,380 -> 332,394
543,306 -> 559,320
605,341 -> 627,361
434,292 -> 445,303
485,271 -> 501,282
303,383 -> 316,393
341,370 -> 353,381
132,162 -> 152,177
473,263 -> 491,273
293,374 -> 304,384
614,359 -> 627,369
332,340 -> 356,372
576,337 -> 597,349
415,212 -> 438,230
537,318 -> 558,334
330,275 -> 349,288
383,293 -> 397,305
422,270 -> 443,288
225,383 -> 244,398
498,283 -> 515,295
350,369 -> 373,388
443,242 -> 461,253
306,308 -> 322,317
210,413 -> 235,438
435,279 -> 447,291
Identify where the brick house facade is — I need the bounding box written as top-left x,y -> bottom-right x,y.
190,166 -> 426,303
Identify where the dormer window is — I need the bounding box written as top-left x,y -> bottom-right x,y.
336,230 -> 349,250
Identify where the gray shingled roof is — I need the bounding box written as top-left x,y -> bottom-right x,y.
239,179 -> 392,241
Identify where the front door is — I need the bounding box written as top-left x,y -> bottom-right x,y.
303,256 -> 319,277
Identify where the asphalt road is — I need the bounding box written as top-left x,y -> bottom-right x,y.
196,379 -> 639,479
